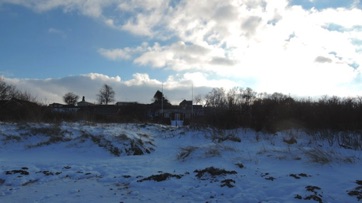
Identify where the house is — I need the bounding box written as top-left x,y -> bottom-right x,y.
49,103 -> 64,108
77,96 -> 94,107
92,105 -> 120,116
179,99 -> 204,117
149,99 -> 204,127
49,103 -> 78,113
46,90 -> 205,125
116,101 -> 138,106
164,108 -> 185,127
179,99 -> 192,109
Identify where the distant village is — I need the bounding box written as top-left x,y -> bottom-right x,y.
4,78 -> 362,132
49,90 -> 204,127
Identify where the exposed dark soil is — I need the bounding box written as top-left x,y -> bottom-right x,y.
5,169 -> 29,176
347,180 -> 362,201
194,167 -> 237,179
137,173 -> 183,182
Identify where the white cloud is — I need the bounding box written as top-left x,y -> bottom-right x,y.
315,56 -> 333,63
124,73 -> 160,86
132,41 -> 237,74
48,28 -> 66,38
113,1 -> 362,97
98,43 -> 149,61
117,0 -> 171,36
166,72 -> 238,90
86,73 -> 121,82
0,0 -> 118,25
2,0 -> 362,98
98,48 -> 132,60
2,73 -> 217,105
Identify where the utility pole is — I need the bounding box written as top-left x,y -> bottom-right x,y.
161,83 -> 164,115
191,83 -> 194,117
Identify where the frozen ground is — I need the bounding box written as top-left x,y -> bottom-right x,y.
0,122 -> 362,202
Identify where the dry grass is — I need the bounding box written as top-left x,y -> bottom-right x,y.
177,146 -> 198,161
210,129 -> 241,143
303,148 -> 331,164
2,135 -> 22,142
303,147 -> 357,164
29,124 -> 62,137
26,123 -> 71,148
204,147 -> 221,157
283,136 -> 297,145
177,144 -> 236,161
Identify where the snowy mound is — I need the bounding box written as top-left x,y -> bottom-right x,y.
1,122 -> 362,202
0,122 -> 155,157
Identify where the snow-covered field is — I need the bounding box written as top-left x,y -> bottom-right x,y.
1,122 -> 361,202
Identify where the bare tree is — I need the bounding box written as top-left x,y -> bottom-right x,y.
227,87 -> 241,109
63,92 -> 79,105
205,88 -> 227,108
0,78 -> 15,100
97,84 -> 115,105
241,87 -> 256,105
194,94 -> 203,105
269,92 -> 288,102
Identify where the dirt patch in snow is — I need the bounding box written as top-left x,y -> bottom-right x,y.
295,185 -> 324,203
137,173 -> 183,182
194,167 -> 237,179
347,180 -> 362,201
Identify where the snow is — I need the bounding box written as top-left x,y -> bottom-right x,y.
1,122 -> 361,202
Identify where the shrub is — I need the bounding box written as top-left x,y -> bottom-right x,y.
337,131 -> 362,150
303,148 -> 331,164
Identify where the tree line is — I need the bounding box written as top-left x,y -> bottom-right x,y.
0,78 -> 36,102
1,78 -> 115,106
199,87 -> 362,132
2,77 -> 362,133
0,78 -> 117,121
0,78 -> 44,121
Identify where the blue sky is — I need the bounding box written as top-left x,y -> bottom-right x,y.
0,4 -> 159,80
0,0 -> 362,104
